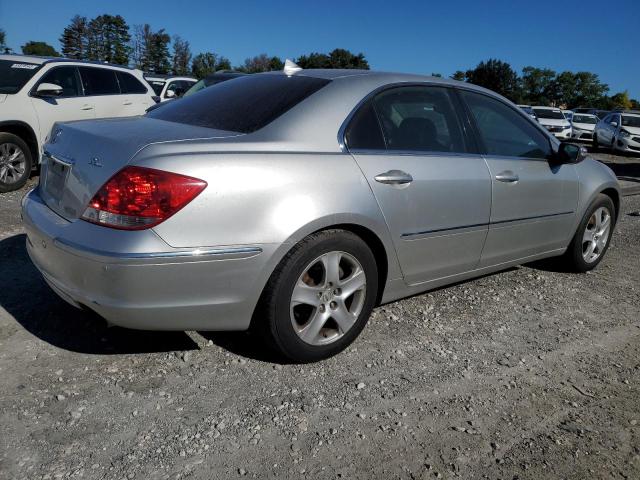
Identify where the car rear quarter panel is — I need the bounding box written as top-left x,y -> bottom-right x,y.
137,150 -> 403,291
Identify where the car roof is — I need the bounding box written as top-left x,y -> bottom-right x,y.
144,74 -> 197,81
0,54 -> 139,71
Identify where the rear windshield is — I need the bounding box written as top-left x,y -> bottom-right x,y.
533,108 -> 565,120
573,115 -> 597,124
147,74 -> 331,133
0,59 -> 42,94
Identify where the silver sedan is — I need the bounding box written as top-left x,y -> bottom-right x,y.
23,67 -> 620,362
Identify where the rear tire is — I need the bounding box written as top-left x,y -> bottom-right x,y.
256,229 -> 378,363
0,133 -> 32,193
592,133 -> 599,151
563,194 -> 615,273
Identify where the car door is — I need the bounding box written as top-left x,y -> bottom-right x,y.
78,66 -> 127,118
598,114 -> 617,144
346,85 -> 492,285
116,71 -> 153,115
458,89 -> 578,266
30,66 -> 95,147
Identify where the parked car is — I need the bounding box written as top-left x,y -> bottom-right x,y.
562,110 -> 574,122
0,54 -> 156,192
517,104 -> 538,121
594,111 -> 640,153
532,106 -> 572,139
589,109 -> 610,120
570,113 -> 598,141
144,74 -> 197,102
23,67 -> 620,362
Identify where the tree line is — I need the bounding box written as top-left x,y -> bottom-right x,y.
1,19 -> 637,109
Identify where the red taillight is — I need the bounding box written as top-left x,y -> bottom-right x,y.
81,166 -> 207,230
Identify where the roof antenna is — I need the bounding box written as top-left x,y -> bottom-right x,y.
283,59 -> 302,76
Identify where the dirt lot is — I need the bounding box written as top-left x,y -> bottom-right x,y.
1,152 -> 639,480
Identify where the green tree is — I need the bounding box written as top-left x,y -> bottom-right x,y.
136,25 -> 171,73
465,59 -> 519,100
450,70 -> 466,81
431,72 -> 443,78
296,49 -> 369,69
21,41 -> 60,57
571,72 -> 609,108
171,35 -> 191,75
0,29 -> 8,53
85,14 -> 131,65
610,91 -> 632,110
520,66 -> 557,105
239,53 -> 283,73
60,15 -> 88,59
191,52 -> 231,78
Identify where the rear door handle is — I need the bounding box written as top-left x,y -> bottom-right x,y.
81,104 -> 93,111
495,171 -> 519,183
374,170 -> 413,185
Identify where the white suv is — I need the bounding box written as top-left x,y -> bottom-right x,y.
144,74 -> 197,102
0,55 -> 156,192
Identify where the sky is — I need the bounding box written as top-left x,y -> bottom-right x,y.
1,0 -> 638,98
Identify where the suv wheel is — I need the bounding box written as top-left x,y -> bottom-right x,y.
0,133 -> 32,193
257,230 -> 378,363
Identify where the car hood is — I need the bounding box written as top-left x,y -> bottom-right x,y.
40,116 -> 243,221
537,118 -> 571,127
572,122 -> 596,131
622,125 -> 640,135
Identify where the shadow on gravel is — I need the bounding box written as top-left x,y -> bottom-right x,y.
199,330 -> 289,364
0,234 -> 198,355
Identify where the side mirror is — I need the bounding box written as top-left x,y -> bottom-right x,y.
610,122 -> 618,127
35,83 -> 63,97
165,89 -> 176,99
555,142 -> 586,165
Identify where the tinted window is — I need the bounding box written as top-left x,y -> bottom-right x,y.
147,74 -> 330,133
0,60 -> 42,94
532,108 -> 565,119
38,66 -> 81,97
117,71 -> 147,94
79,67 -> 120,95
372,86 -> 466,153
622,115 -> 640,128
165,80 -> 194,98
345,101 -> 385,150
461,90 -> 551,159
147,80 -> 165,95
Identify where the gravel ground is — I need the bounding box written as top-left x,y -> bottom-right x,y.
1,153 -> 639,480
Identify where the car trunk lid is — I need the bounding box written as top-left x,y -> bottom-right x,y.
40,116 -> 241,221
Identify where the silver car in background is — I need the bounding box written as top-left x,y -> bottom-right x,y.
23,68 -> 620,362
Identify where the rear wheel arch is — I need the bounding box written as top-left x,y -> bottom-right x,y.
0,121 -> 39,164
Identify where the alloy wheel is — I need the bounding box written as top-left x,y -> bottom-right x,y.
0,142 -> 27,185
290,251 -> 367,346
582,206 -> 611,263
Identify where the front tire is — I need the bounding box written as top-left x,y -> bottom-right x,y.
564,194 -> 615,272
0,133 -> 32,193
257,230 -> 378,363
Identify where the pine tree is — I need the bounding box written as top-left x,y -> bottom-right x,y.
171,36 -> 191,75
60,15 -> 87,59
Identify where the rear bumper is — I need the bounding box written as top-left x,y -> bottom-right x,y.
22,188 -> 275,331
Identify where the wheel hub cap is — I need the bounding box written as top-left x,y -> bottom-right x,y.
582,206 -> 611,263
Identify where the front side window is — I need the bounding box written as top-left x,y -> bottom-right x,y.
461,90 -> 551,159
372,86 -> 467,153
79,67 -> 120,95
116,71 -> 147,94
147,74 -> 330,133
0,59 -> 42,94
38,66 -> 81,97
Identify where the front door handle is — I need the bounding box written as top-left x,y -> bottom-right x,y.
374,170 -> 413,185
81,104 -> 93,111
495,171 -> 519,183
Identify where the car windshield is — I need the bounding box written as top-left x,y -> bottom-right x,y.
0,59 -> 42,94
533,108 -> 565,119
573,115 -> 597,124
622,115 -> 640,128
147,74 -> 331,133
148,80 -> 166,96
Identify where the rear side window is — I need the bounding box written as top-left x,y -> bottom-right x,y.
372,86 -> 467,153
345,101 -> 385,150
38,66 -> 81,97
460,90 -> 551,159
79,67 -> 120,95
147,75 -> 331,133
117,71 -> 147,94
